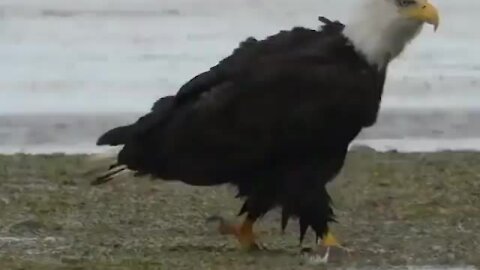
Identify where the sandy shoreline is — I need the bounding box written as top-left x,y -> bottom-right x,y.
0,150 -> 478,269
2,109 -> 480,154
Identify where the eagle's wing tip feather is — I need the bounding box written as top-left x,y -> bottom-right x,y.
318,16 -> 332,25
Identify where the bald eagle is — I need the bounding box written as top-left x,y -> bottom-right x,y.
93,0 -> 439,261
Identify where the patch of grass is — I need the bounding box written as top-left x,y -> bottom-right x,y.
0,151 -> 479,269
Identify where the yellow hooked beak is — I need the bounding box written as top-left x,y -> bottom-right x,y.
402,1 -> 440,31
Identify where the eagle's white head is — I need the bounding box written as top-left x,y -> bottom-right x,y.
343,0 -> 440,68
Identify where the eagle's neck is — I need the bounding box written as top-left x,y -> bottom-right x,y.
343,0 -> 423,68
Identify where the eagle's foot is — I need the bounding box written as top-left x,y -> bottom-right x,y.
301,231 -> 352,264
206,215 -> 262,251
321,231 -> 351,251
302,247 -> 331,265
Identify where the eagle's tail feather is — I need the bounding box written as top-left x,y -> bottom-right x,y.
82,148 -> 132,185
96,125 -> 134,146
91,164 -> 129,185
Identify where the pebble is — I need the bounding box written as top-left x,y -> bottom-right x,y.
43,236 -> 56,243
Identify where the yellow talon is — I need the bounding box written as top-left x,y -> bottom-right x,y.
321,231 -> 341,247
209,216 -> 260,251
321,231 -> 353,257
232,218 -> 259,250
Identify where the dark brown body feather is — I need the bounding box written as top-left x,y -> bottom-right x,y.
96,18 -> 387,242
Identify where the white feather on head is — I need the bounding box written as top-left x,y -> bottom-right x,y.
343,0 -> 436,68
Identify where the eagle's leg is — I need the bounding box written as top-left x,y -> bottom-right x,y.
208,216 -> 260,251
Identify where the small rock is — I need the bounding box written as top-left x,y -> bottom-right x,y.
0,196 -> 10,205
43,236 -> 56,243
431,245 -> 443,252
350,145 -> 376,153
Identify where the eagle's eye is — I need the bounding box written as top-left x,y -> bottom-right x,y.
397,0 -> 417,7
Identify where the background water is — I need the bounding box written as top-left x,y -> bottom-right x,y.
0,0 -> 479,153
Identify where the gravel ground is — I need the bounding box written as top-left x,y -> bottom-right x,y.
0,149 -> 479,269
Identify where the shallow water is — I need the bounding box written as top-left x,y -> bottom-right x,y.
0,0 -> 479,153
0,0 -> 479,114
